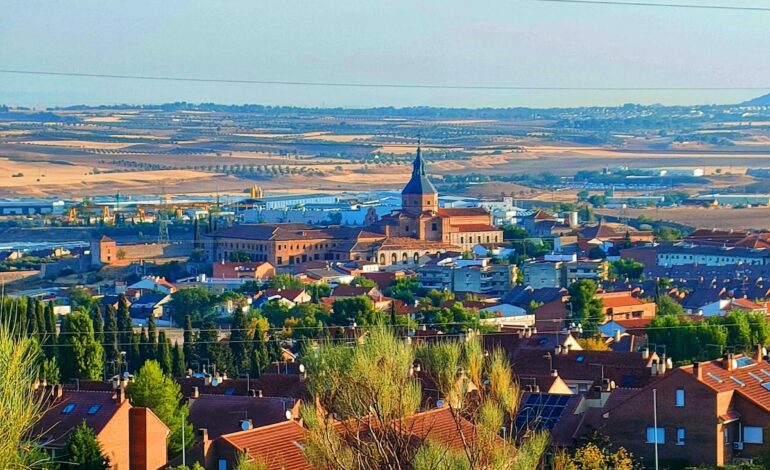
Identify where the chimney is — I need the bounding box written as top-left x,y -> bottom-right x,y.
550,369 -> 558,378
755,344 -> 765,362
52,384 -> 63,399
116,387 -> 126,404
693,362 -> 703,381
191,386 -> 200,399
725,353 -> 736,371
641,348 -> 650,360
198,428 -> 212,459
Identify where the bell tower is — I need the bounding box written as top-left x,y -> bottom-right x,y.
401,143 -> 438,215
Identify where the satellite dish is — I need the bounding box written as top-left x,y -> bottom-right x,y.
122,371 -> 130,378
240,419 -> 252,431
211,378 -> 219,387
298,364 -> 305,373
285,410 -> 293,420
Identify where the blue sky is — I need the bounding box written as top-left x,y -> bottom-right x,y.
1,0 -> 770,108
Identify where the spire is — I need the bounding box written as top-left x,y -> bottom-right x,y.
402,139 -> 436,196
413,138 -> 426,176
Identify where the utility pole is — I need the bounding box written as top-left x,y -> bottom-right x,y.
181,408 -> 186,468
653,388 -> 659,470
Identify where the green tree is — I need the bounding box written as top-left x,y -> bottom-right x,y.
62,421 -> 110,470
300,329 -> 548,469
147,315 -> 158,360
0,319 -> 49,469
126,360 -> 194,454
228,251 -> 251,262
157,331 -> 173,375
331,296 -> 382,326
553,442 -> 639,470
172,341 -> 186,377
568,280 -> 605,337
656,295 -> 684,317
230,308 -> 251,373
43,302 -> 58,359
117,294 -> 132,350
264,273 -> 304,290
92,305 -> 104,345
349,276 -> 377,288
384,277 -> 420,305
198,319 -> 234,374
610,259 -> 644,281
129,331 -> 141,374
183,315 -> 195,369
104,305 -> 120,364
59,311 -> 104,381
170,287 -> 216,325
69,287 -> 95,313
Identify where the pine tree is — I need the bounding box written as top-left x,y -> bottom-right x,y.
92,305 -> 104,345
104,305 -> 120,364
43,302 -> 58,359
157,331 -> 172,375
62,421 -> 110,469
183,315 -> 195,369
147,315 -> 158,359
250,326 -> 269,377
172,341 -> 186,378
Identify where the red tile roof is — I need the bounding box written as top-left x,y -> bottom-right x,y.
34,389 -> 125,447
453,224 -> 500,233
222,420 -> 310,470
437,207 -> 490,217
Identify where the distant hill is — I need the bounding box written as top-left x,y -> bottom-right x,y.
742,93 -> 770,106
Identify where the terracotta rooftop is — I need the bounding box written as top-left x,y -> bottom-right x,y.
222,420 -> 310,470
453,224 -> 500,233
34,389 -> 125,447
189,395 -> 297,439
436,207 -> 490,217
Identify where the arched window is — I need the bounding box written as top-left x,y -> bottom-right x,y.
392,253 -> 398,264
402,252 -> 408,264
380,254 -> 386,264
413,252 -> 419,263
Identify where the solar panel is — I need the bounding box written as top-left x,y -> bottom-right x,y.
514,393 -> 570,432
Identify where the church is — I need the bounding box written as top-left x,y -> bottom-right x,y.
206,146 -> 503,267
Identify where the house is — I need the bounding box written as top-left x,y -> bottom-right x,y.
211,261 -> 276,281
589,351 -> 770,467
596,291 -> 657,322
521,255 -> 607,289
127,276 -> 177,295
128,292 -> 172,319
254,289 -> 312,308
33,385 -> 169,470
478,303 -> 534,328
418,255 -> 516,296
187,394 -> 300,440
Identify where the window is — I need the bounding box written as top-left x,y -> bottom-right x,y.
62,403 -> 76,414
87,404 -> 101,415
646,427 -> 665,444
675,389 -> 685,407
218,459 -> 227,470
676,428 -> 685,445
744,426 -> 764,444
432,223 -> 438,231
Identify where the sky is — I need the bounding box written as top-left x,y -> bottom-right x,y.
2,0 -> 770,109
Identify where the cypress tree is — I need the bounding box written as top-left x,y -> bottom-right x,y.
250,326 -> 269,377
63,421 -> 110,470
117,294 -> 132,348
92,305 -> 104,345
183,315 -> 195,368
139,327 -> 149,364
35,300 -> 46,343
44,302 -> 58,359
104,305 -> 120,365
23,297 -> 34,336
128,331 -> 141,374
58,312 -> 104,381
172,341 -> 186,378
157,331 -> 172,375
229,309 -> 250,373
147,315 -> 158,359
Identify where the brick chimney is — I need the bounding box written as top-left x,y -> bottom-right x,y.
116,386 -> 126,404
199,429 -> 211,459
724,353 -> 736,371
755,344 -> 765,362
693,362 -> 703,381
191,386 -> 200,399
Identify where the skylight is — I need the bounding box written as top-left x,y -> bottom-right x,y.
707,372 -> 723,383
730,377 -> 746,387
736,357 -> 756,368
748,372 -> 763,382
62,404 -> 76,414
762,382 -> 770,392
576,355 -> 585,363
87,404 -> 101,415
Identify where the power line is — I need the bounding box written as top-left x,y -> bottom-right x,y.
533,0 -> 770,12
0,68 -> 768,91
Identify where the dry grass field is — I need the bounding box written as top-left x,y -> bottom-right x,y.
597,206 -> 770,231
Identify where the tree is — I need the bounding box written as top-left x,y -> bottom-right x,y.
588,246 -> 607,259
139,327 -> 150,364
198,319 -> 234,374
610,259 -> 644,281
656,295 -> 684,317
127,360 -> 194,454
300,329 -> 548,469
69,287 -> 95,313
250,325 -> 270,377
104,305 -> 120,365
129,331 -> 141,374
58,311 -> 104,381
157,331 -> 173,375
172,341 -> 186,378
62,421 -> 110,470
117,294 -> 132,350
183,315 -> 195,369
228,251 -> 251,262
578,337 -> 611,351
230,308 -> 251,374
385,277 -> 420,305
147,315 -> 158,360
568,280 -> 605,337
350,276 -> 377,288
0,318 -> 49,469
92,305 -> 104,345
331,296 -> 382,326
43,302 -> 58,359
170,287 -> 216,325
553,443 -> 639,470
263,273 -> 304,290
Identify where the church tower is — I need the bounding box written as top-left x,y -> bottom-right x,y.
401,143 -> 438,216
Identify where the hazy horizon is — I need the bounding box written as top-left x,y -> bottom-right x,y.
2,0 -> 770,109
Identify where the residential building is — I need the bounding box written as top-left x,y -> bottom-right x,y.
596,291 -> 656,322
417,256 -> 516,296
522,255 -> 607,289
657,245 -> 769,267
211,261 -> 276,281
